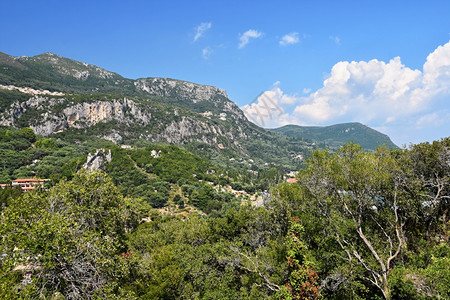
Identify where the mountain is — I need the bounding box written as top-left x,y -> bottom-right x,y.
0,52 -> 317,170
0,51 -> 396,169
271,123 -> 397,150
0,52 -> 134,94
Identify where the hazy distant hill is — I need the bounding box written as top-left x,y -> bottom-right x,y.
272,123 -> 397,151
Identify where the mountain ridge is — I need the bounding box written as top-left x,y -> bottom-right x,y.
0,51 -> 398,168
272,122 -> 397,150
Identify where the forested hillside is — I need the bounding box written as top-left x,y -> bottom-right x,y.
1,138 -> 448,299
0,51 -> 448,300
272,123 -> 397,151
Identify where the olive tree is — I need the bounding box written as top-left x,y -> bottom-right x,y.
298,144 -> 418,299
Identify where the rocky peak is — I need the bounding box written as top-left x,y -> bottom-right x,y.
133,77 -> 247,122
134,77 -> 228,101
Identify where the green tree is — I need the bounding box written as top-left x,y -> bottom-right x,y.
298,144 -> 417,299
278,217 -> 321,300
407,138 -> 450,241
189,184 -> 216,211
0,185 -> 22,211
0,170 -> 147,299
35,137 -> 56,149
19,127 -> 36,143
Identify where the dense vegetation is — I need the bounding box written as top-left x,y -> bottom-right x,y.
0,126 -> 115,183
1,137 -> 448,299
0,51 -> 448,299
272,123 -> 398,151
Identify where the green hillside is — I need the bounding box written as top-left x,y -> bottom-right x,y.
0,52 -> 321,170
0,50 -> 448,300
272,122 -> 397,150
0,52 -> 135,94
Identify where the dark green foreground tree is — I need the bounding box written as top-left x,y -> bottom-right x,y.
0,170 -> 148,299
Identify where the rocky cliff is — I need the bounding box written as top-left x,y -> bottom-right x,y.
0,51 -> 376,168
0,89 -> 252,153
0,95 -> 150,136
135,77 -> 228,101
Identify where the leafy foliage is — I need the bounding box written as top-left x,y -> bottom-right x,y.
0,52 -> 448,299
0,170 -> 149,299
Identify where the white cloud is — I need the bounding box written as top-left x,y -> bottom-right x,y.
329,36 -> 341,45
241,83 -> 300,127
423,41 -> 450,93
242,40 -> 450,145
293,50 -> 443,124
194,22 -> 212,42
280,32 -> 299,46
239,29 -> 263,48
202,47 -> 213,59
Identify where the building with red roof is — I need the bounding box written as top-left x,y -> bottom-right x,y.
0,178 -> 49,192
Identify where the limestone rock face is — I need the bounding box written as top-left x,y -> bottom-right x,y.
0,75 -> 255,155
134,77 -> 228,101
62,98 -> 150,129
0,96 -> 151,136
83,149 -> 112,171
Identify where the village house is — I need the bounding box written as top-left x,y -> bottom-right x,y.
0,178 -> 49,192
286,177 -> 298,184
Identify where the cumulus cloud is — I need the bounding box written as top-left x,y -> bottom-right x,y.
239,29 -> 263,48
241,83 -> 300,127
241,40 -> 450,144
423,42 -> 450,93
280,32 -> 300,46
194,22 -> 212,42
292,43 -> 449,125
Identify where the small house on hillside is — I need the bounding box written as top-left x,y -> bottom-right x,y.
1,178 -> 49,192
286,178 -> 298,184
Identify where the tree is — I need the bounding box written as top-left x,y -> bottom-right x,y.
189,184 -> 216,211
35,137 -> 56,149
0,185 -> 22,211
277,217 -> 321,300
0,170 -> 147,299
19,127 -> 36,143
407,138 -> 450,241
298,144 -> 417,299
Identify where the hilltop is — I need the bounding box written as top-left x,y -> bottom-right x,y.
272,122 -> 397,151
0,51 -> 396,168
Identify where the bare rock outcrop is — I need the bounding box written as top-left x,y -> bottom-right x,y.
83,149 -> 112,171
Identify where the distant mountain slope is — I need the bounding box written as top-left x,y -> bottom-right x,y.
0,52 -> 318,170
272,123 -> 397,150
0,51 -> 398,170
0,52 -> 246,118
0,52 -> 135,94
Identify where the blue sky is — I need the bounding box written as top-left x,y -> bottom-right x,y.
1,0 -> 449,146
